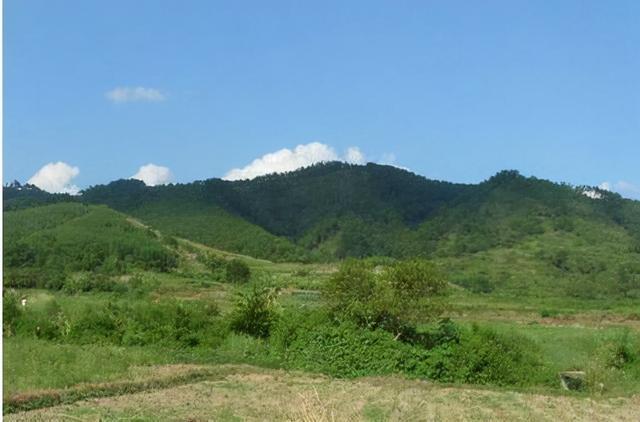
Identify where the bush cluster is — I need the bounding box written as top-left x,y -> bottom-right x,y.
3,257 -> 579,390
269,311 -> 545,385
200,254 -> 252,284
5,297 -> 225,349
229,285 -> 279,338
324,259 -> 447,338
3,270 -> 153,297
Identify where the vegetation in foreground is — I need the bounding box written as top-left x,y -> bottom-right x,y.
4,250 -> 639,415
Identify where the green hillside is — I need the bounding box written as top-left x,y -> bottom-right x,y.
4,163 -> 640,296
77,179 -> 307,262
3,182 -> 73,211
3,177 -> 640,414
3,203 -> 177,288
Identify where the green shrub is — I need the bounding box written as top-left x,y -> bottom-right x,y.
229,285 -> 279,338
455,275 -> 495,294
67,300 -> 222,348
225,259 -> 251,283
423,325 -> 546,386
14,299 -> 65,341
3,267 -> 66,290
539,309 -> 559,318
324,259 -> 447,338
269,308 -> 331,358
44,271 -> 66,290
604,332 -> 637,369
3,289 -> 22,336
62,273 -> 121,294
203,254 -> 226,272
276,318 -> 412,377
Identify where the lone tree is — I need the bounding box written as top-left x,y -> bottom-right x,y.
323,259 -> 448,339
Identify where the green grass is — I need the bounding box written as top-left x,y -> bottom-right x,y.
3,337 -> 175,396
462,321 -> 640,396
4,230 -> 639,418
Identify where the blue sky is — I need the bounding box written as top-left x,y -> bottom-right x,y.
4,0 -> 639,198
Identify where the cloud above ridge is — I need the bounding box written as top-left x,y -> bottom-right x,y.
599,180 -> 640,200
223,143 -> 366,181
28,162 -> 80,194
132,164 -> 173,186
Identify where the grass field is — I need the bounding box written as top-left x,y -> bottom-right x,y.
4,236 -> 640,419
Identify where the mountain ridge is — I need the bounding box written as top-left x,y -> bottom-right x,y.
5,162 -> 640,260
5,162 -> 640,297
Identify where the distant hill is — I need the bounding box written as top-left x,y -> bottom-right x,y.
4,163 -> 640,297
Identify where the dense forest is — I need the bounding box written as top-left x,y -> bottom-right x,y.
4,163 -> 640,297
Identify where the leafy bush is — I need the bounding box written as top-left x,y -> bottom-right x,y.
455,275 -> 495,294
272,314 -> 412,377
203,253 -> 226,272
270,310 -> 544,386
225,259 -> 251,284
324,259 -> 447,338
11,299 -> 65,341
3,289 -> 22,336
604,332 -> 637,369
3,267 -> 66,290
539,309 -> 559,318
8,297 -> 223,349
229,285 -> 279,338
62,273 -> 122,294
422,325 -> 546,386
63,300 -> 222,348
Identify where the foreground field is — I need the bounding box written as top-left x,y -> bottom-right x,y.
6,364 -> 640,421
4,228 -> 639,419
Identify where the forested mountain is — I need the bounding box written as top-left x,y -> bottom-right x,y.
5,163 -> 640,259
4,162 -> 640,297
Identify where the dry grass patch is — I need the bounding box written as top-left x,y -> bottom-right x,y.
6,365 -> 640,421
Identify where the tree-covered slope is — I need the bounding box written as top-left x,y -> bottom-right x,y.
4,163 -> 640,296
78,179 -> 307,262
76,163 -> 473,260
3,203 -> 178,287
3,182 -> 73,211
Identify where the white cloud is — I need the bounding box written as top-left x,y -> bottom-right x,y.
28,162 -> 80,194
598,180 -> 640,200
106,87 -> 165,103
132,164 -> 172,186
598,182 -> 612,191
379,153 -> 397,166
223,142 -> 368,181
345,147 -> 366,164
377,152 -> 411,171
